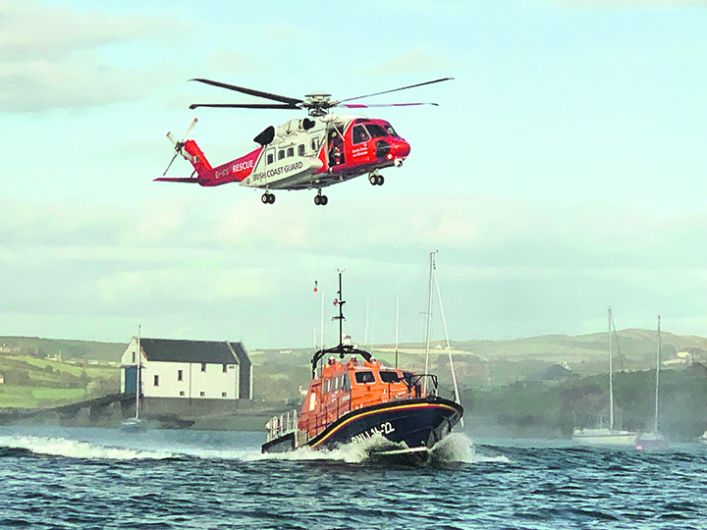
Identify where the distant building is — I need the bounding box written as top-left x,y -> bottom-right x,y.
0,373 -> 4,384
120,338 -> 253,401
528,363 -> 574,382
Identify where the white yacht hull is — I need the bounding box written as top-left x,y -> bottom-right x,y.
572,429 -> 637,446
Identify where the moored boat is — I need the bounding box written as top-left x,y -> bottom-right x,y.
261,271 -> 463,465
573,308 -> 638,447
635,316 -> 668,451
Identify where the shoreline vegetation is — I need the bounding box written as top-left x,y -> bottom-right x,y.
1,332 -> 706,440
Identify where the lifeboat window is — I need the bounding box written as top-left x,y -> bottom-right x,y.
287,147 -> 294,157
403,372 -> 415,384
342,375 -> 351,391
355,371 -> 375,384
324,379 -> 330,393
352,125 -> 370,145
379,371 -> 400,383
278,149 -> 285,160
298,144 -> 305,156
366,124 -> 387,138
332,377 -> 338,390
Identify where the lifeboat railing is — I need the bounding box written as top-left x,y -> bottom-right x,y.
265,409 -> 298,442
405,373 -> 439,397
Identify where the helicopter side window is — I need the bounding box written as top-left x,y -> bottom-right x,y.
266,150 -> 274,165
278,149 -> 285,160
366,124 -> 387,138
384,124 -> 399,137
298,144 -> 305,157
355,371 -> 375,384
311,138 -> 319,152
286,147 -> 294,157
352,125 -> 370,145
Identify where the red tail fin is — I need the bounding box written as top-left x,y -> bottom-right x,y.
182,140 -> 212,177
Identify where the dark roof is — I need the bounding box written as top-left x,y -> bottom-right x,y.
140,338 -> 241,364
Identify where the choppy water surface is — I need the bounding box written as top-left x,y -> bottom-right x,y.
1,426 -> 705,529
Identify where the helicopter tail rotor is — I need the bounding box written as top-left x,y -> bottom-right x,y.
160,118 -> 213,179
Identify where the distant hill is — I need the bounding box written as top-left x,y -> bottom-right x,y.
0,337 -> 126,362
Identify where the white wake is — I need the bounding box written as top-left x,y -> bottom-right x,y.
0,435 -> 175,460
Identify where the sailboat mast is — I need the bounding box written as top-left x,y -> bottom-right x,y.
135,324 -> 141,420
433,263 -> 463,426
655,315 -> 661,433
608,307 -> 614,430
423,251 -> 435,394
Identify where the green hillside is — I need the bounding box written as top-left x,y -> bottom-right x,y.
0,354 -> 118,409
0,336 -> 126,362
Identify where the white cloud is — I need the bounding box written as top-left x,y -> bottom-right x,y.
0,0 -> 187,111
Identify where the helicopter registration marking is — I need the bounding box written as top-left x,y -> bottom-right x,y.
350,421 -> 395,443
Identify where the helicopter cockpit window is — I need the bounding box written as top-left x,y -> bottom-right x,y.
278,149 -> 285,160
286,147 -> 294,157
352,125 -> 370,145
366,124 -> 387,138
298,144 -> 305,157
384,124 -> 399,137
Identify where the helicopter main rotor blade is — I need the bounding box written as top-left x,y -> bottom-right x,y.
190,78 -> 303,105
189,103 -> 301,110
337,102 -> 439,108
337,77 -> 453,103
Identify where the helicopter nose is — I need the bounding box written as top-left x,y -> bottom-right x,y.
386,138 -> 410,160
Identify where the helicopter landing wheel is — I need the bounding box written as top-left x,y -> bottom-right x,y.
320,195 -> 328,206
267,193 -> 276,204
261,192 -> 275,204
314,194 -> 321,206
369,174 -> 378,186
376,175 -> 384,186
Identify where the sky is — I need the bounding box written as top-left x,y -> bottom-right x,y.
1,0 -> 707,349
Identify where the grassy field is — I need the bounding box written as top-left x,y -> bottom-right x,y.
0,354 -> 119,409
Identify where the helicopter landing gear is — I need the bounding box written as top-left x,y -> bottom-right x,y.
369,173 -> 384,186
314,190 -> 328,206
261,192 -> 275,204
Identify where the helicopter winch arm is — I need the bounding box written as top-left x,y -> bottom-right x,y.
190,78 -> 303,105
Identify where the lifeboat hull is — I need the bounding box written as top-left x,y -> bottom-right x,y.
306,397 -> 463,462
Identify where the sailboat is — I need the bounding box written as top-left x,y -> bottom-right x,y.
573,308 -> 638,446
121,325 -> 148,433
635,315 -> 668,451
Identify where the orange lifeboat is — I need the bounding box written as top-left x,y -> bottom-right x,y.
261,272 -> 463,464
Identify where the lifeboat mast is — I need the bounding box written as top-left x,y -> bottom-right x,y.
310,270 -> 372,378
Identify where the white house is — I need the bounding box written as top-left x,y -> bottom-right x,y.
120,338 -> 253,401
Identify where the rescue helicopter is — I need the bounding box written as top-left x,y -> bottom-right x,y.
156,77 -> 451,205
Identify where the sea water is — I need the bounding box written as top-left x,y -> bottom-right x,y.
1,426 -> 705,529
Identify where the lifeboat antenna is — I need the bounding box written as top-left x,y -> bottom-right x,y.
334,268 -> 346,351
309,270 -> 372,378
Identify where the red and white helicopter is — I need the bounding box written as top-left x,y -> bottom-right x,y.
156,77 -> 451,205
